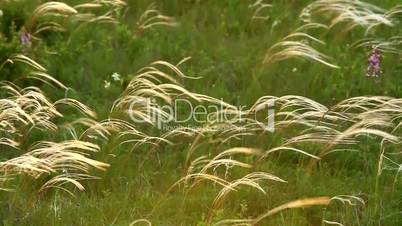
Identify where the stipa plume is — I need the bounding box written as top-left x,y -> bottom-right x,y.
250,95 -> 351,143
73,0 -> 127,25
161,104 -> 277,169
315,116 -> 398,160
151,143 -> 330,223
129,219 -> 152,226
352,36 -> 402,54
322,195 -> 366,226
93,0 -> 127,8
249,95 -> 402,167
212,197 -> 330,226
0,141 -> 109,193
376,139 -> 402,198
112,59 -> 231,127
161,122 -> 261,173
135,3 -> 178,36
378,153 -> 402,183
5,54 -> 66,89
248,0 -> 271,21
156,92 -> 401,172
22,1 -> 126,36
151,147 -> 288,219
250,95 -> 346,128
263,28 -> 339,68
0,83 -> 61,135
81,120 -> 174,151
259,146 -> 320,162
7,54 -> 46,71
25,1 -> 78,34
0,55 -> 106,194
63,118 -> 136,141
79,59 -> 239,149
213,195 -> 367,225
300,0 -> 396,34
206,172 -> 286,224
166,94 -> 354,157
307,97 -> 402,166
1,56 -> 96,134
185,147 -> 262,177
332,96 -> 402,123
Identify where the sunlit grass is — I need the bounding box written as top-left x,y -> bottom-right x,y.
0,0 -> 401,225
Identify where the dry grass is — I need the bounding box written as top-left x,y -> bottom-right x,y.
248,0 -> 271,21
210,195 -> 367,225
2,50 -> 402,223
263,27 -> 339,68
21,0 -> 127,35
0,137 -> 109,193
73,0 -> 127,25
135,3 -> 178,36
300,0 -> 395,33
26,1 -> 77,34
212,197 -> 330,226
111,59 -> 233,127
0,1 -> 400,224
0,55 -> 107,194
352,36 -> 402,54
129,219 -> 152,226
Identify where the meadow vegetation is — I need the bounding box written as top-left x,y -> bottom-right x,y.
0,0 -> 401,225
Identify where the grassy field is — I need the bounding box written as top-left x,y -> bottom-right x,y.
0,0 -> 401,225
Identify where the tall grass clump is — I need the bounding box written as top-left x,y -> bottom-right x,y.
0,0 -> 401,225
0,55 -> 108,194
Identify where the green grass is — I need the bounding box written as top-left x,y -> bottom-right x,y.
0,0 -> 401,225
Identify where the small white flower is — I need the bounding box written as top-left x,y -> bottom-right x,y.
0,10 -> 3,17
104,80 -> 110,88
292,68 -> 297,72
111,72 -> 121,81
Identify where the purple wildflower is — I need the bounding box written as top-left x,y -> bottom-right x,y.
366,47 -> 381,77
20,31 -> 32,46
